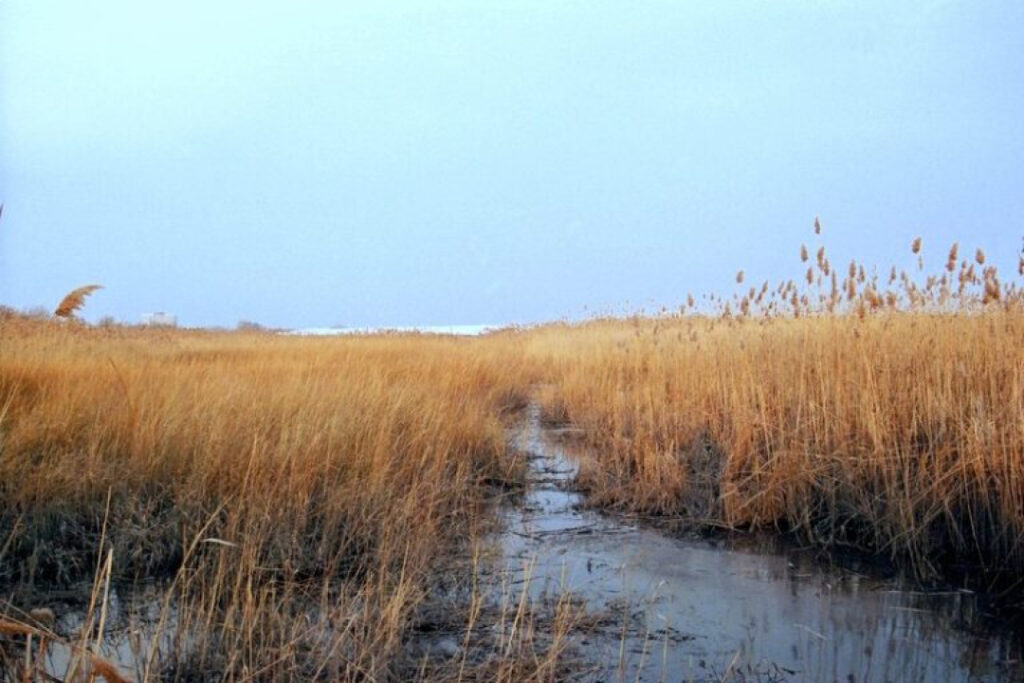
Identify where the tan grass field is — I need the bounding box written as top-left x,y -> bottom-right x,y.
0,321 -> 545,679
520,240 -> 1024,585
526,310 -> 1024,582
1,239 -> 1023,680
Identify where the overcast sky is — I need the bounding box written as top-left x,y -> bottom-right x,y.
1,1 -> 1022,328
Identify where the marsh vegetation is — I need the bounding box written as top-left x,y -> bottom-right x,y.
2,237 -> 1023,680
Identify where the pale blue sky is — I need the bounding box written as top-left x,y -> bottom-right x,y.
1,1 -> 1022,328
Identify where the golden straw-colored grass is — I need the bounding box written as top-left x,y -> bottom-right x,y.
523,238 -> 1024,586
526,311 -> 1024,580
2,235 -> 1023,678
0,319 -> 537,679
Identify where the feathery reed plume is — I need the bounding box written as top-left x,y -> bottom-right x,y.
55,284 -> 103,318
946,242 -> 958,272
736,270 -> 744,284
813,216 -> 821,234
975,248 -> 986,265
865,285 -> 882,309
800,244 -> 808,262
984,274 -> 1001,303
911,237 -> 922,254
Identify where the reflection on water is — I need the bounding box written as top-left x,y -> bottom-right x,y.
17,583 -> 177,681
498,404 -> 1023,681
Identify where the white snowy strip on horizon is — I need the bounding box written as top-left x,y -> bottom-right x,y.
285,324 -> 503,337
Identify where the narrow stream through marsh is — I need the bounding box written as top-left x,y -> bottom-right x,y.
496,403 -> 1023,682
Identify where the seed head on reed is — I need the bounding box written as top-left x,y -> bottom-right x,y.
54,284 -> 103,318
813,216 -> 821,234
800,244 -> 808,262
983,275 -> 1001,303
946,242 -> 959,272
736,270 -> 744,284
975,248 -> 985,265
911,237 -> 922,254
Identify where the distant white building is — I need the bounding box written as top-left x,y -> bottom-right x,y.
142,312 -> 177,327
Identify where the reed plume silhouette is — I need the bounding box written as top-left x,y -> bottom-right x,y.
54,284 -> 102,318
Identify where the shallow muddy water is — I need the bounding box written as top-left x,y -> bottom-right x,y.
496,404 -> 1023,682
31,584 -> 179,681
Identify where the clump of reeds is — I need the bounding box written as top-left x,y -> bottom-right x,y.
0,321 -> 542,679
525,230 -> 1024,590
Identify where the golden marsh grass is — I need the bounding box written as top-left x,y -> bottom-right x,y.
1,319 -> 540,679
2,237 -> 1023,678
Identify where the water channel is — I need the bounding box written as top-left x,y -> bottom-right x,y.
495,404 -> 1023,681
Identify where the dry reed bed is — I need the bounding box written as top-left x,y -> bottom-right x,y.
526,253 -> 1024,590
0,318 -> 536,679
2,238 -> 1023,676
